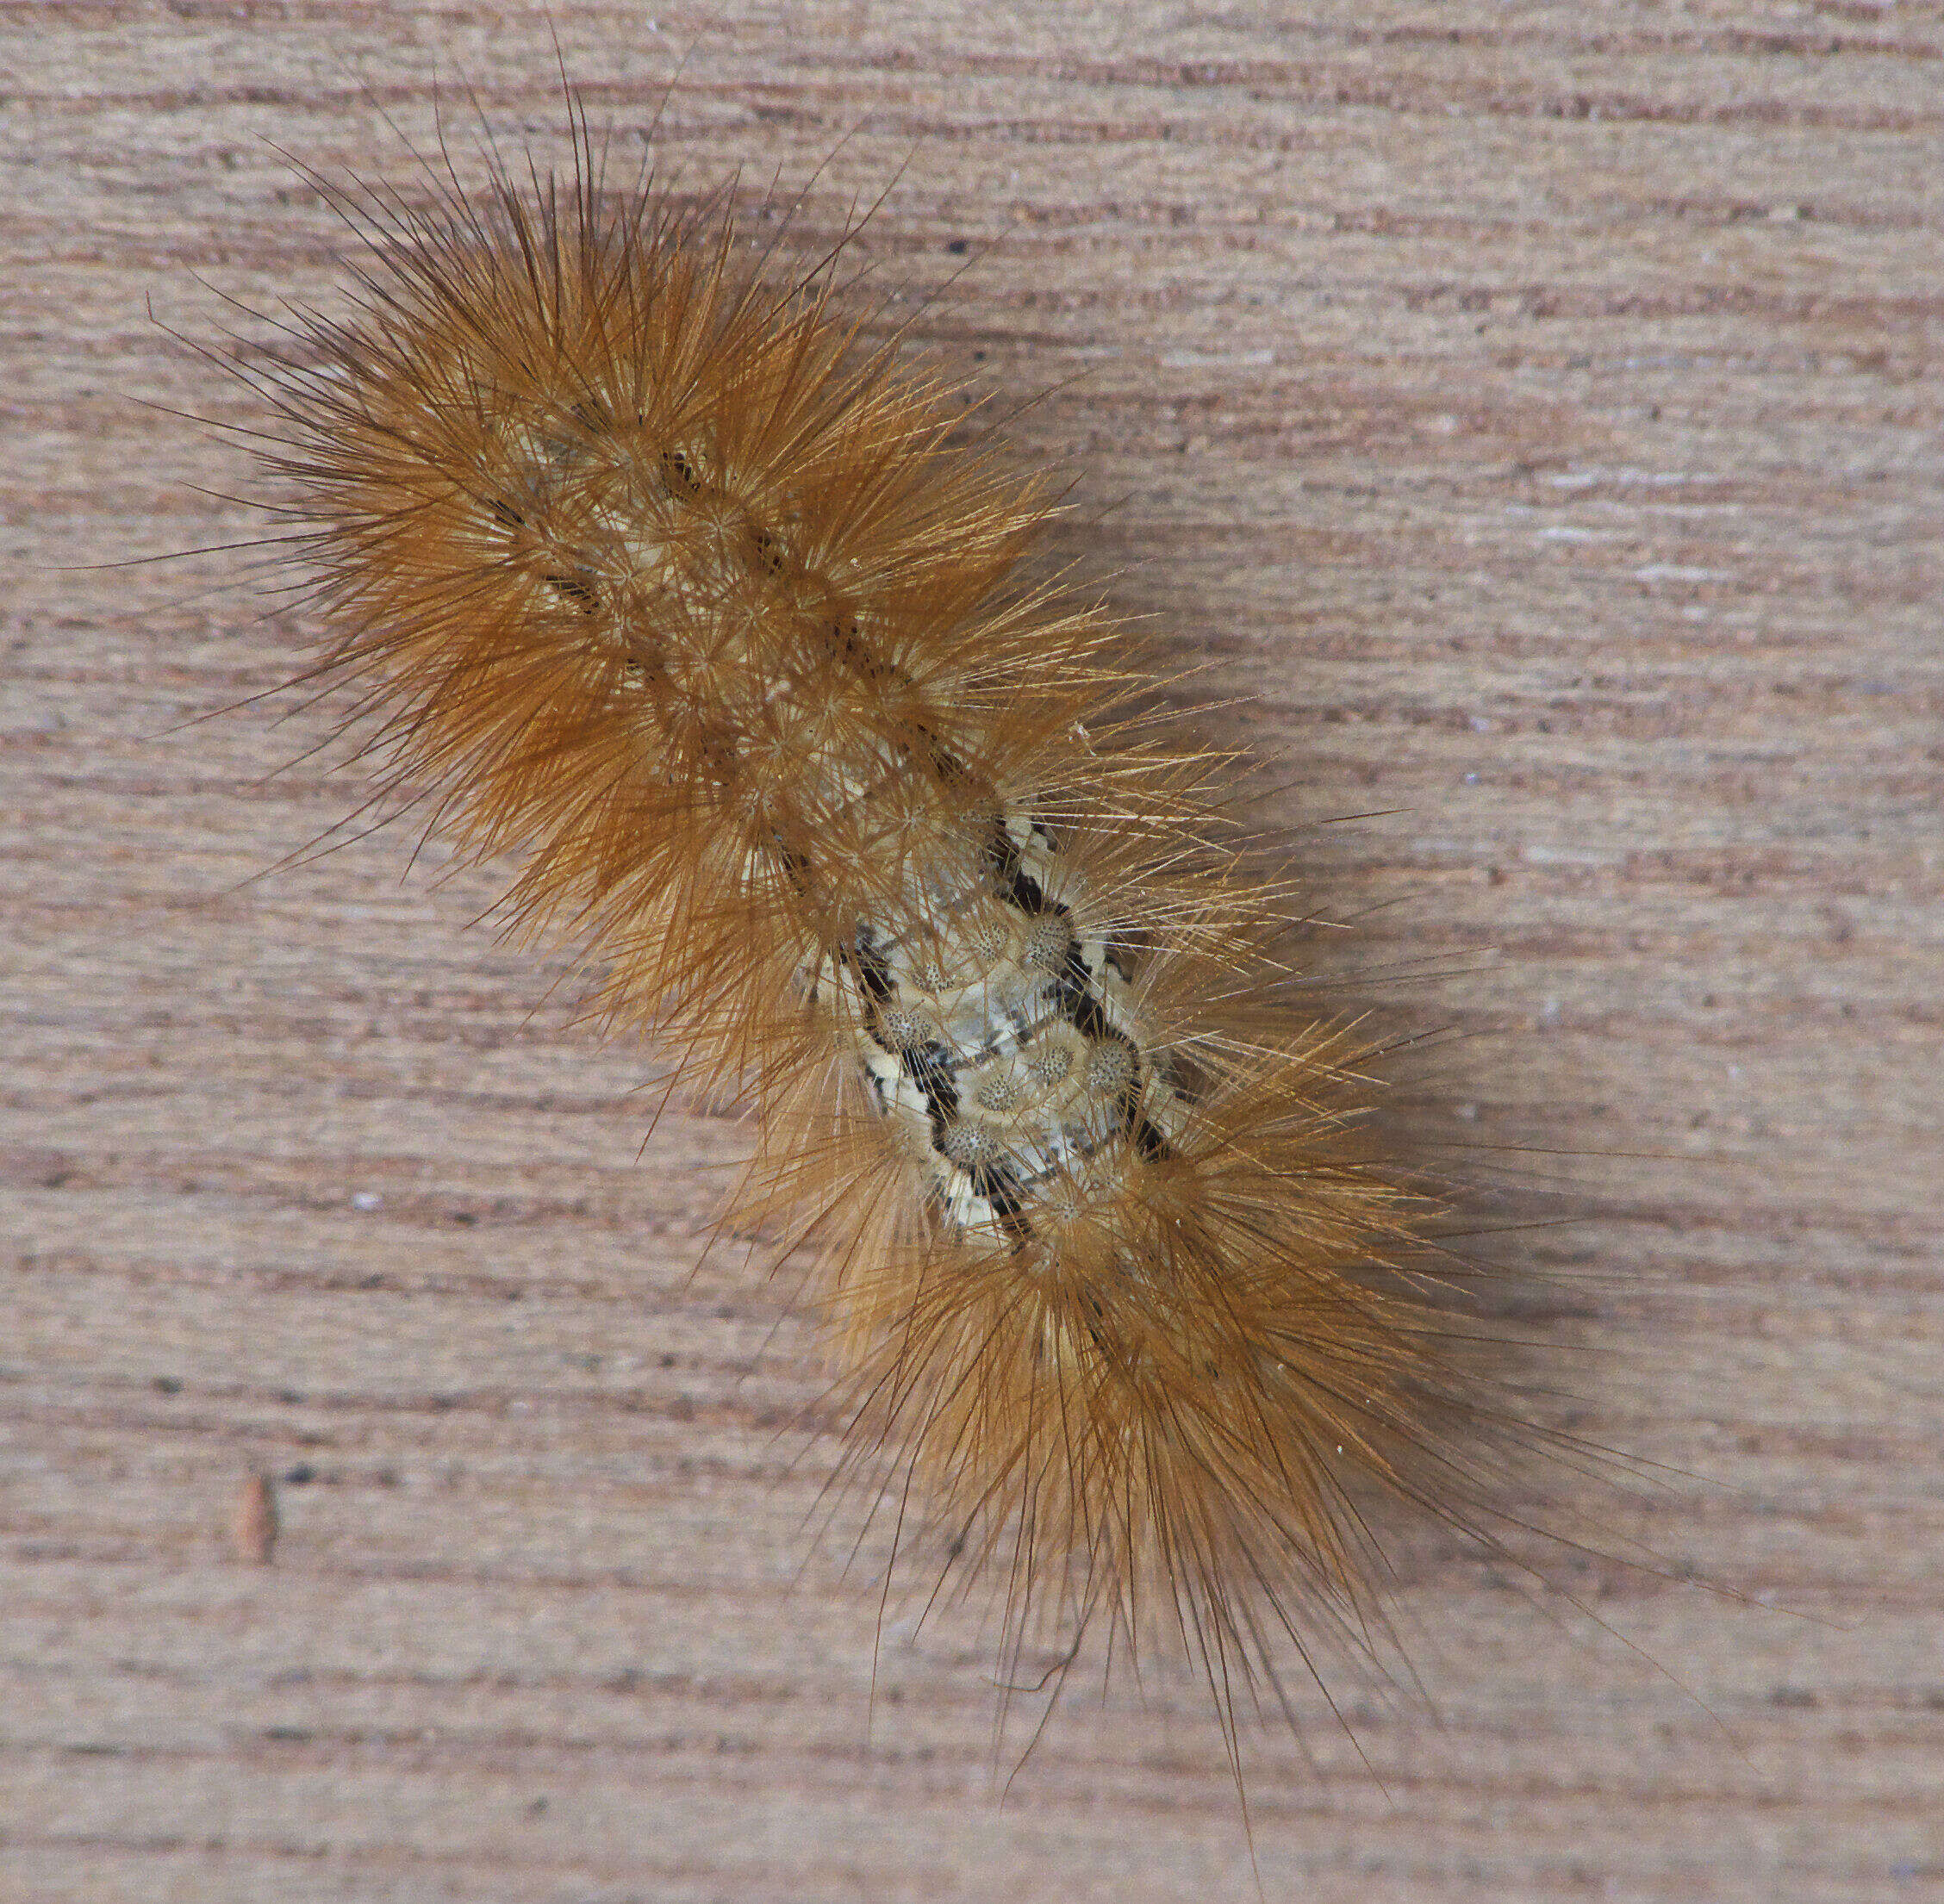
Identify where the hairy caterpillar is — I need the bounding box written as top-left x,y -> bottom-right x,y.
219,109 -> 1581,1782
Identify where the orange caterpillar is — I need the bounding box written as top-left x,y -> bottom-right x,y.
240,120 -> 1549,1764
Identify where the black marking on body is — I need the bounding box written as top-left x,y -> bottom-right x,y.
849,930 -> 895,1005
847,924 -> 1034,1245
981,817 -> 1174,1159
985,820 -> 1047,915
1088,1025 -> 1173,1161
848,930 -> 960,1138
544,572 -> 598,612
773,841 -> 812,894
825,616 -> 900,685
970,1160 -> 1033,1248
922,734 -> 969,783
1052,943 -> 1107,1041
888,722 -> 968,787
907,1042 -> 960,1148
751,526 -> 787,575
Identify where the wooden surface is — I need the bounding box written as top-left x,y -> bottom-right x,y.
4,4 -> 1941,1900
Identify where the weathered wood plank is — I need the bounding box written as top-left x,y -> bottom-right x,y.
4,5 -> 1940,1900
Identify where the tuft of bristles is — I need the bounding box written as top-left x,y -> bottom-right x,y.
233,116 -> 1567,1783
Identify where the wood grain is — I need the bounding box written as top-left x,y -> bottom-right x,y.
3,4 -> 1940,1900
